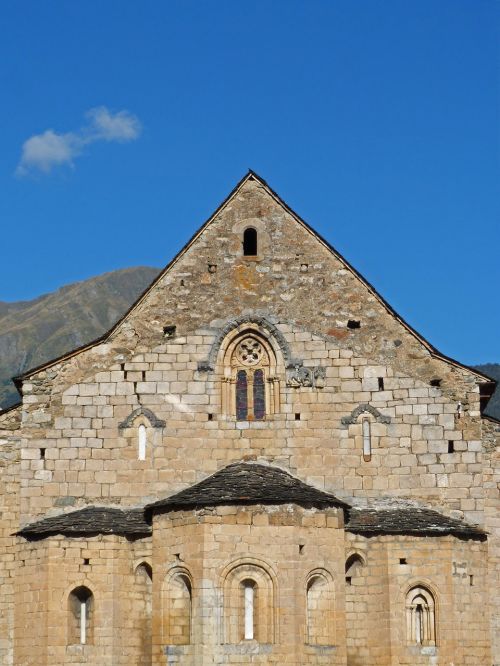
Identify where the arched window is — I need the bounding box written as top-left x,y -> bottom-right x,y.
221,330 -> 281,420
345,553 -> 364,585
242,579 -> 256,640
68,586 -> 93,645
306,571 -> 335,646
135,563 -> 153,660
163,570 -> 192,645
243,227 -> 258,256
362,418 -> 371,461
138,424 -> 147,460
406,585 -> 436,646
223,561 -> 275,644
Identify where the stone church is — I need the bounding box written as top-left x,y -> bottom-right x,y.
0,171 -> 498,666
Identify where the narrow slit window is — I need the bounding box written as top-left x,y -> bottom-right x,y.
68,587 -> 93,645
243,228 -> 258,256
362,418 -> 371,460
236,370 -> 248,420
138,424 -> 147,460
253,369 -> 265,420
243,580 -> 255,639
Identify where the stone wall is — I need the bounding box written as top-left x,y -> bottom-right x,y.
151,503 -> 346,666
3,174 -> 498,664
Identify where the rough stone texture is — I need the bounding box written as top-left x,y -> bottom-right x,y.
146,461 -> 348,514
0,172 -> 498,664
17,506 -> 151,540
346,505 -> 486,538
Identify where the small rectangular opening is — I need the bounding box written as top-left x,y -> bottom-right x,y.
469,575 -> 474,586
448,441 -> 455,453
346,576 -> 352,586
208,413 -> 213,421
299,544 -> 305,554
378,377 -> 384,390
430,378 -> 442,387
40,448 -> 46,460
399,557 -> 407,565
163,325 -> 176,338
347,319 -> 361,329
295,413 -> 301,421
83,558 -> 90,566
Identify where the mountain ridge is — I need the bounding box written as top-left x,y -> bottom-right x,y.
0,268 -> 498,420
0,266 -> 160,409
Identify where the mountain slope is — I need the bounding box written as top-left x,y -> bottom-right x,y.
1,268 -> 499,422
0,267 -> 160,409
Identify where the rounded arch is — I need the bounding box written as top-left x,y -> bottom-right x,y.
118,406 -> 166,430
404,581 -> 438,647
202,316 -> 296,372
243,226 -> 258,256
305,568 -> 335,646
215,322 -> 287,420
135,560 -> 153,581
68,585 -> 94,645
162,566 -> 193,646
345,552 -> 365,579
221,556 -> 278,644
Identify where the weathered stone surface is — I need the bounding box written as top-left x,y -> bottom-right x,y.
0,172 -> 498,665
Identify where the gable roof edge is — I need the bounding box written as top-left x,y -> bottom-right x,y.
12,169 -> 492,388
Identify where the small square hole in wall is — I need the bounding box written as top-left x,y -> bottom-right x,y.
347,319 -> 361,329
346,576 -> 352,586
399,558 -> 407,565
83,558 -> 90,566
208,413 -> 214,421
469,575 -> 474,586
430,378 -> 442,387
448,441 -> 455,453
40,448 -> 46,460
163,325 -> 176,339
378,377 -> 384,390
295,413 -> 301,421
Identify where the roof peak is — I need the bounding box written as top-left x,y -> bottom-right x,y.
145,461 -> 348,516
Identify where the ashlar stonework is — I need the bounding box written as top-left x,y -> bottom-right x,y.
0,171 -> 499,665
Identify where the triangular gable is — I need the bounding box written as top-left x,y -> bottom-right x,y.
11,170 -> 494,392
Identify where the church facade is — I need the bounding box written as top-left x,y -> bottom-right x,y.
0,172 -> 498,665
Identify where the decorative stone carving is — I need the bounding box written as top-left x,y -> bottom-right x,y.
235,337 -> 264,366
198,315 -> 297,372
118,407 -> 166,430
286,364 -> 326,389
341,403 -> 391,426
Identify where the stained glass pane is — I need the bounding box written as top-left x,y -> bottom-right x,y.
253,369 -> 265,420
236,370 -> 248,420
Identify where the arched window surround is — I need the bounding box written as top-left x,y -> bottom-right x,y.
221,557 -> 278,644
345,552 -> 365,584
243,227 -> 258,256
68,585 -> 94,646
217,325 -> 284,420
305,568 -> 335,646
162,567 -> 193,646
118,407 -> 165,461
405,582 -> 437,647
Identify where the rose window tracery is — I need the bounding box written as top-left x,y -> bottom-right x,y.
234,337 -> 264,366
220,330 -> 281,420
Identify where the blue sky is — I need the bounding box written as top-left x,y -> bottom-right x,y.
1,1 -> 498,365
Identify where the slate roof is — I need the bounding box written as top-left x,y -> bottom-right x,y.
346,507 -> 486,540
145,462 -> 349,516
16,507 -> 151,541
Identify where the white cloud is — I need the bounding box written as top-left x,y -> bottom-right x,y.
86,107 -> 141,142
16,107 -> 142,176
